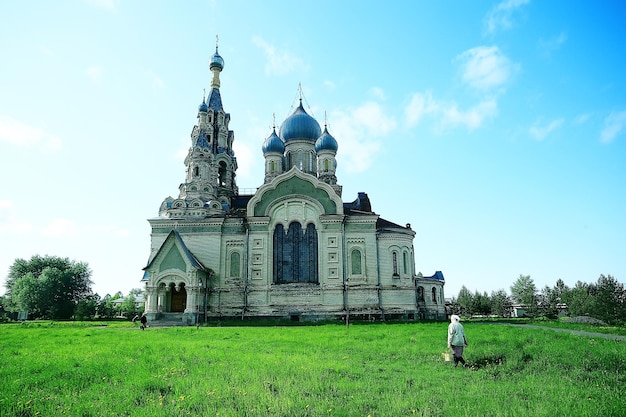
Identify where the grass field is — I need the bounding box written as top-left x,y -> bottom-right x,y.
1,321 -> 624,417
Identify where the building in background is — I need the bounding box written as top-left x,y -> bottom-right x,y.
142,46 -> 446,324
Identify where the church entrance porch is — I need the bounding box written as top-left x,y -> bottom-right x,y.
170,284 -> 187,312
156,282 -> 187,313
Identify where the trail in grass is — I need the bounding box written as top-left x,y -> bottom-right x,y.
497,323 -> 626,341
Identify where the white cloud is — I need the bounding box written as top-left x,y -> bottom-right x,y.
42,219 -> 80,238
352,101 -> 397,136
370,87 -> 386,100
252,36 -> 307,76
405,92 -> 439,128
600,110 -> 626,144
440,99 -> 498,131
539,32 -> 568,56
87,66 -> 103,83
0,115 -> 62,151
404,93 -> 497,131
0,200 -> 34,234
233,124 -> 265,184
573,113 -> 590,124
483,0 -> 530,35
529,118 -> 564,140
1,202 -> 129,238
323,80 -> 336,91
330,101 -> 395,173
457,46 -> 515,91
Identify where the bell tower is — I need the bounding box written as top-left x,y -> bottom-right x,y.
159,40 -> 238,218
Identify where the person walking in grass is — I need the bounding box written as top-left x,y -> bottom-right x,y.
447,314 -> 468,368
140,313 -> 148,330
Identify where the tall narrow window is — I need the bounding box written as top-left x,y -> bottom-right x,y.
351,249 -> 362,275
218,161 -> 227,186
193,166 -> 200,177
324,159 -> 329,172
230,252 -> 240,277
273,222 -> 318,284
431,287 -> 437,303
402,251 -> 408,275
418,286 -> 425,302
270,160 -> 275,173
392,252 -> 399,276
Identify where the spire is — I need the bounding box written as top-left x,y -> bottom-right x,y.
209,35 -> 224,89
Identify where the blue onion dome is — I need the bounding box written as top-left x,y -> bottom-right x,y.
262,128 -> 285,154
210,47 -> 224,71
198,99 -> 208,112
315,126 -> 338,152
279,101 -> 322,143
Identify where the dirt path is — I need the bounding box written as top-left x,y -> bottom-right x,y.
498,323 -> 626,342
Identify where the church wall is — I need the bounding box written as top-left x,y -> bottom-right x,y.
376,231 -> 416,286
148,213 -> 444,320
145,47 -> 446,322
344,216 -> 378,287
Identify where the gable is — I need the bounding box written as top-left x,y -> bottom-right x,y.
143,230 -> 207,274
249,169 -> 342,217
161,245 -> 187,273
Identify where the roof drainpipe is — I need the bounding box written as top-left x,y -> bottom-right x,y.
341,217 -> 349,327
375,230 -> 384,321
242,221 -> 249,320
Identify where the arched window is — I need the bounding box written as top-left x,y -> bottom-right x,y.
431,287 -> 437,303
193,166 -> 199,177
402,251 -> 408,275
270,160 -> 275,173
218,161 -> 227,186
392,252 -> 399,276
324,159 -> 329,172
418,286 -> 425,302
273,222 -> 318,284
230,252 -> 240,278
351,249 -> 362,275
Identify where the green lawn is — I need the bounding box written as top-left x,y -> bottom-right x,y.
1,321 -> 624,417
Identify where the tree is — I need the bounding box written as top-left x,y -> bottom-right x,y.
563,281 -> 594,318
97,295 -> 116,319
471,291 -> 491,316
455,286 -> 474,316
554,279 -> 569,301
510,275 -> 538,317
5,255 -> 93,320
75,294 -> 99,321
540,285 -> 560,319
128,288 -> 144,297
490,289 -> 512,317
120,293 -> 138,318
591,274 -> 624,324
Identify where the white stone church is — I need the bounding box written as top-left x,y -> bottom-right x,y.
141,47 -> 446,324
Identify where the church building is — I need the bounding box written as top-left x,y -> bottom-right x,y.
142,47 -> 446,324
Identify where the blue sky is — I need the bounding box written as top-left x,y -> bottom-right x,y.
1,0 -> 625,299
